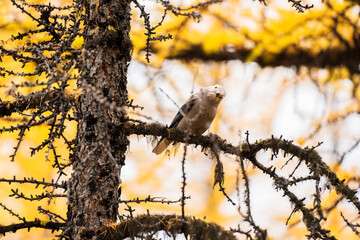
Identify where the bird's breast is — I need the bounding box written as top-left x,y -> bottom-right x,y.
179,105 -> 218,135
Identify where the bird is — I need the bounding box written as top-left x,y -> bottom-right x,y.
152,85 -> 226,155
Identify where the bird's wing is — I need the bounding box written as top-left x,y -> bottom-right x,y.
168,97 -> 198,128
152,97 -> 199,155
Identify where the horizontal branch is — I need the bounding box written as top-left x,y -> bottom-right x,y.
157,44 -> 360,73
0,176 -> 66,189
122,121 -> 360,211
119,195 -> 189,204
0,220 -> 65,236
100,214 -> 236,240
0,90 -> 66,118
10,188 -> 66,201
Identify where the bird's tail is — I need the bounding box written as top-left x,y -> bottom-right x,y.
152,138 -> 171,155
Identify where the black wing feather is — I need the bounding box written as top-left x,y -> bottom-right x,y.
169,98 -> 198,128
155,98 -> 198,148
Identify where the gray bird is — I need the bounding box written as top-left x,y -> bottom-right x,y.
152,85 -> 226,155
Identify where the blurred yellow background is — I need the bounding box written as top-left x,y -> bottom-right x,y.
1,0 -> 360,239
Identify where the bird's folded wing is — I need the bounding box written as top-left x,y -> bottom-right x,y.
152,97 -> 199,155
169,97 -> 198,128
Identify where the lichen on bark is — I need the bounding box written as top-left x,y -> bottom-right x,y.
66,0 -> 132,239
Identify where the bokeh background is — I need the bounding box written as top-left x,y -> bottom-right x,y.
1,0 -> 360,239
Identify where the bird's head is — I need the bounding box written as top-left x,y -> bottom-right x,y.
202,85 -> 226,104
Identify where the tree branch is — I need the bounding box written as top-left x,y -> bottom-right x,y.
100,214 -> 236,240
158,44 -> 360,73
123,120 -> 356,239
0,220 -> 64,236
123,121 -> 360,211
0,90 -> 72,118
0,176 -> 66,189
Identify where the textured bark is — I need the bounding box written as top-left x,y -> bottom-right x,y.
66,0 -> 131,239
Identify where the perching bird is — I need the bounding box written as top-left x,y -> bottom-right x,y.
152,85 -> 226,155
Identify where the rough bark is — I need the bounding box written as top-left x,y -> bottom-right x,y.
66,0 -> 132,239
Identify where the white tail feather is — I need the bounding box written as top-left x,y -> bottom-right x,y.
152,139 -> 171,155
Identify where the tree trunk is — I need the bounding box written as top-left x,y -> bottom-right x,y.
66,0 -> 132,239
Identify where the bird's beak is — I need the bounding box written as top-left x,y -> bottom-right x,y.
215,90 -> 224,99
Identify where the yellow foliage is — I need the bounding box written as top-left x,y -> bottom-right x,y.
0,1 -> 74,237
1,0 -> 360,239
296,137 -> 306,145
326,102 -> 360,122
40,220 -> 50,227
130,0 -> 359,75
